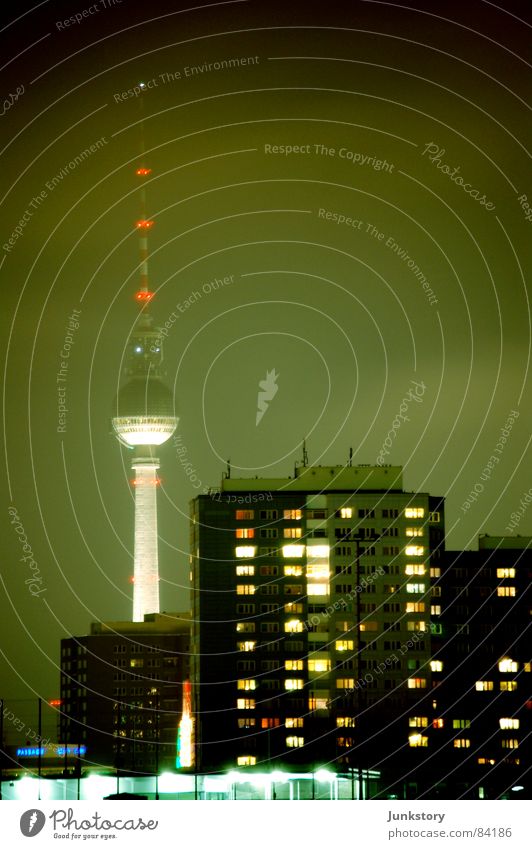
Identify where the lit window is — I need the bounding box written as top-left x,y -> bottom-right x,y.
499,658 -> 518,673
284,602 -> 303,613
524,662 -> 531,672
236,622 -> 255,633
337,716 -> 356,727
306,564 -> 330,579
359,621 -> 378,632
430,567 -> 441,578
408,734 -> 428,747
237,699 -> 255,709
430,660 -> 443,672
282,544 -> 305,558
284,565 -> 303,576
409,717 -> 428,727
336,678 -> 355,689
478,758 -> 496,765
284,528 -> 302,539
284,509 -> 302,520
308,658 -> 331,672
236,584 -> 255,595
428,511 -> 440,522
340,507 -> 353,518
285,679 -> 304,690
237,755 -> 256,766
237,718 -> 256,728
237,679 -> 256,690
406,527 -> 424,537
236,510 -> 254,520
497,568 -> 515,578
285,619 -> 304,633
499,718 -> 519,729
335,640 -> 354,652
307,583 -> 329,596
285,659 -> 304,671
236,546 -> 256,558
475,681 -> 494,691
501,739 -> 519,749
407,678 -> 427,689
236,564 -> 255,576
500,681 -> 517,691
405,508 -> 425,518
236,528 -> 255,539
453,719 -> 470,729
454,738 -> 471,748
286,736 -> 304,748
405,545 -> 424,556
406,583 -> 425,594
261,718 -> 280,728
432,718 -> 444,729
308,697 -> 328,710
407,621 -> 426,631
497,586 -> 516,597
285,717 -> 304,728
129,659 -> 143,668
431,605 -> 441,616
237,641 -> 256,652
235,510 -> 255,522
406,602 -> 425,613
337,737 -> 355,748
405,564 -> 426,575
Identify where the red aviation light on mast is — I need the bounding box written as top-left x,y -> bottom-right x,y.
136,167 -> 152,176
135,291 -> 154,302
136,219 -> 154,229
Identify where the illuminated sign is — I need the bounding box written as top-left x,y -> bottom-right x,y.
16,745 -> 86,758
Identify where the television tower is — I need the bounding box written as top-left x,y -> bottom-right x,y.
112,95 -> 178,621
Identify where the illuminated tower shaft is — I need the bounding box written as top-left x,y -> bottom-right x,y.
132,456 -> 161,622
112,106 -> 177,623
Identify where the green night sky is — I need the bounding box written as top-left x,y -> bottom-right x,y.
1,0 -> 531,705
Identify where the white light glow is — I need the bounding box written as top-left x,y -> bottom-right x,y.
112,416 -> 177,446
282,544 -> 305,558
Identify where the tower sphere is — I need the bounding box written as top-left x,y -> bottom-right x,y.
112,375 -> 178,447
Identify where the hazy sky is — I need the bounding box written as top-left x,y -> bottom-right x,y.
1,0 -> 531,703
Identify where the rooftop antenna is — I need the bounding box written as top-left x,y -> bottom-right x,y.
348,447 -> 353,467
302,438 -> 308,467
226,459 -> 231,479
